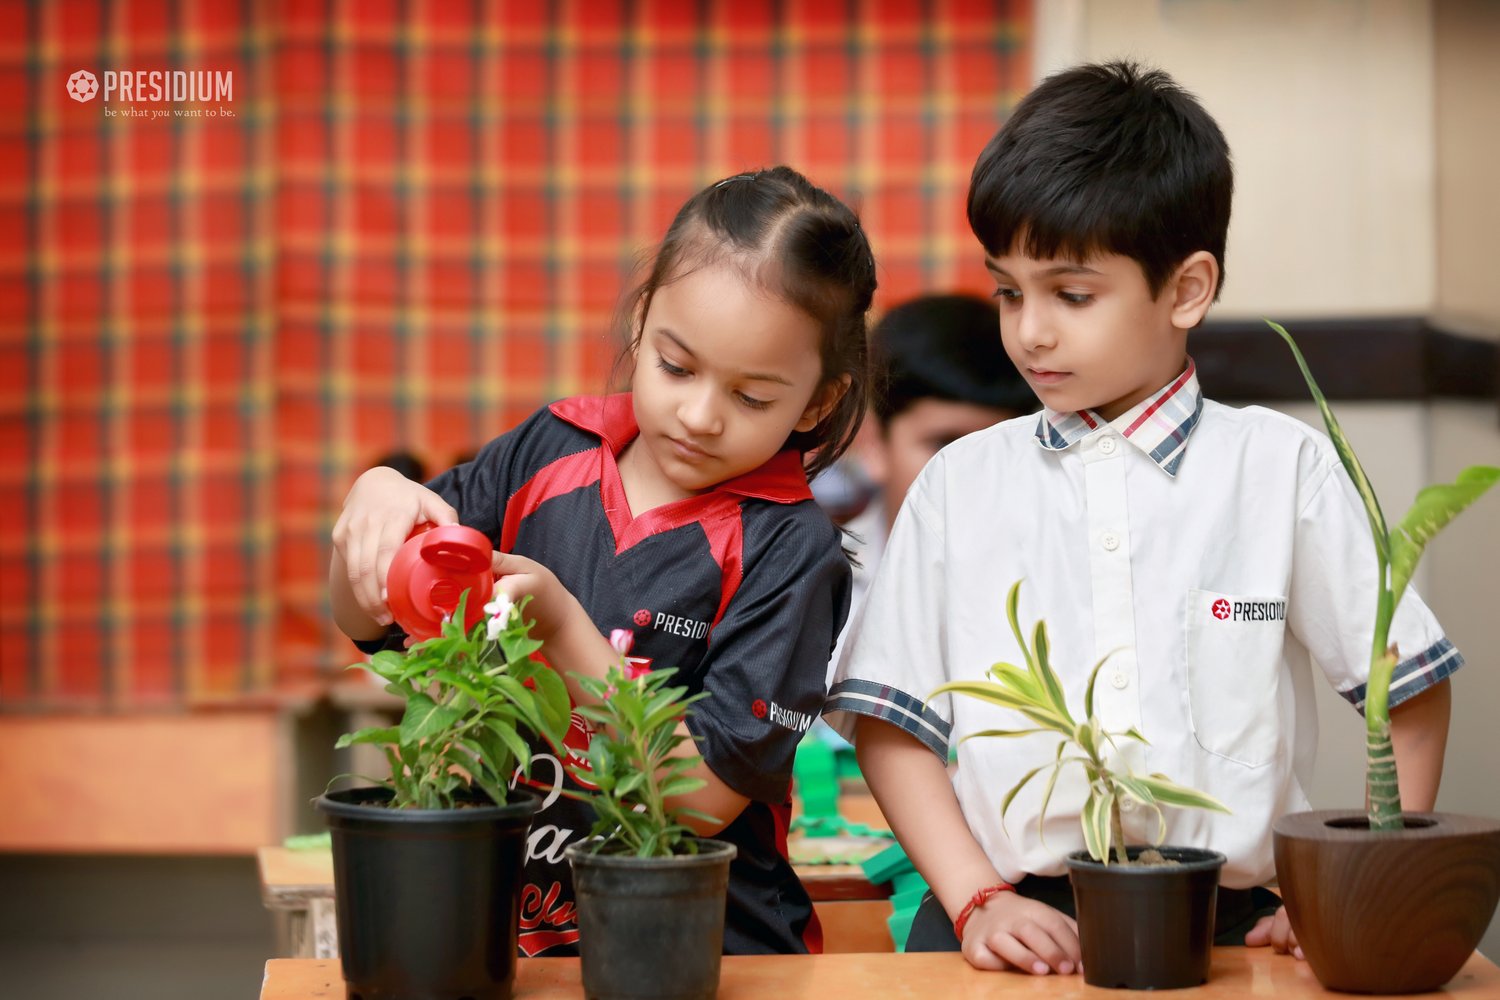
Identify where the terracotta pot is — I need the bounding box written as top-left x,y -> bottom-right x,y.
1273,810 -> 1500,994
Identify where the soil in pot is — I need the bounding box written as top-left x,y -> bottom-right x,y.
566,839 -> 737,1000
1066,845 -> 1226,990
317,785 -> 540,1000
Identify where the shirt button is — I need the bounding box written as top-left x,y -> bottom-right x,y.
1110,671 -> 1128,689
1101,532 -> 1120,551
1098,436 -> 1117,455
1120,797 -> 1137,813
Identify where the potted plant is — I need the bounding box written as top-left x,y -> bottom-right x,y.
1266,320 -> 1500,994
933,580 -> 1232,990
564,634 -> 737,1000
316,581 -> 571,1000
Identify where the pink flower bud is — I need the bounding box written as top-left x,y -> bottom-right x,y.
609,628 -> 634,657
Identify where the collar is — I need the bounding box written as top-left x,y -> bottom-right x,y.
548,393 -> 814,504
1033,359 -> 1203,477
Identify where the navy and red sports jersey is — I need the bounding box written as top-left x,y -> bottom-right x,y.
361,393 -> 851,956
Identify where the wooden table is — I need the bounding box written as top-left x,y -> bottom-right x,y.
261,949 -> 1500,999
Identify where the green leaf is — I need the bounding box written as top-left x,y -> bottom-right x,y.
1388,465 -> 1500,605
1110,774 -> 1169,844
1092,788 -> 1116,864
1005,580 -> 1033,672
1080,791 -> 1104,863
1137,774 -> 1231,814
999,759 -> 1051,831
1034,740 -> 1069,850
481,718 -> 532,773
528,667 -> 573,744
958,727 -> 1054,741
400,693 -> 461,745
1266,320 -> 1389,557
928,681 -> 1071,733
658,777 -> 706,798
334,726 -> 400,749
1031,620 -> 1073,727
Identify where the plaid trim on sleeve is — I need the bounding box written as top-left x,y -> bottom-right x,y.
825,677 -> 952,760
1338,637 -> 1464,716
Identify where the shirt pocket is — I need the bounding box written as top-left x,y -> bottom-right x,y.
1184,588 -> 1288,767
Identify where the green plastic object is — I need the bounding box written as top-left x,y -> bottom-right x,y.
284,832 -> 331,851
792,736 -> 841,834
860,839 -> 917,884
887,904 -> 918,953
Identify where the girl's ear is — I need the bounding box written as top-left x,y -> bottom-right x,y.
1169,251 -> 1219,329
795,374 -> 852,433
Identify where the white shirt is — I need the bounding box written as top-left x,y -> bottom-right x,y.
825,498 -> 887,685
825,366 -> 1461,888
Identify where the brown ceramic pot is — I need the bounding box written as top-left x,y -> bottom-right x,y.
1273,810 -> 1500,994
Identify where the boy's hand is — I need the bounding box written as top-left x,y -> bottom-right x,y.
332,467 -> 457,627
960,891 -> 1080,976
1245,906 -> 1303,959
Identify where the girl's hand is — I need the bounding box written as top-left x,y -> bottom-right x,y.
1245,906 -> 1303,959
491,550 -> 582,644
331,467 -> 457,628
960,891 -> 1080,976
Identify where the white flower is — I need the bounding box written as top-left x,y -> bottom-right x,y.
484,592 -> 515,622
484,592 -> 515,641
609,628 -> 634,657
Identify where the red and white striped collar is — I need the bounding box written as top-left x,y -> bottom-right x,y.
1034,359 -> 1204,477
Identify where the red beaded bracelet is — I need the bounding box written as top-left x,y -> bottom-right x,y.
952,881 -> 1016,942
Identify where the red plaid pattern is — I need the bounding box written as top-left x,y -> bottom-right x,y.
4,1 -> 1031,709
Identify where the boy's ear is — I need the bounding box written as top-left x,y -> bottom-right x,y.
1169,251 -> 1219,329
795,374 -> 852,433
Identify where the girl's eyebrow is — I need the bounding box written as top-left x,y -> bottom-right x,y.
655,329 -> 794,386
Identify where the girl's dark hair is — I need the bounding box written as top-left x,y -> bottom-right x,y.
613,165 -> 877,481
967,60 -> 1233,300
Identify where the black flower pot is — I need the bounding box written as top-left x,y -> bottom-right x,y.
566,839 -> 737,1000
316,786 -> 540,1000
1066,845 -> 1225,990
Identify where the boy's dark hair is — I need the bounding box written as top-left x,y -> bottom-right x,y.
371,450 -> 427,482
616,165 -> 877,481
967,60 -> 1233,300
871,293 -> 1036,425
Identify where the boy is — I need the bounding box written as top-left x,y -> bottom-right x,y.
824,61 -> 1458,976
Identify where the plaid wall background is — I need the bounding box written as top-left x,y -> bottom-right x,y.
3,0 -> 1030,710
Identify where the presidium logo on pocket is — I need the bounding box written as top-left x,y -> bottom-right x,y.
1211,597 -> 1287,622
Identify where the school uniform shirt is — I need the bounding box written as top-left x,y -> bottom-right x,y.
363,393 -> 850,956
824,361 -> 1462,890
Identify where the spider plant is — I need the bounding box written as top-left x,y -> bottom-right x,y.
933,580 -> 1229,865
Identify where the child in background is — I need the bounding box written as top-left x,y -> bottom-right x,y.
840,293 -> 1036,623
331,165 -> 877,956
826,62 -> 1457,974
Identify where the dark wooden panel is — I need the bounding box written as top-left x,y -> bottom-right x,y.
1194,317 -> 1497,403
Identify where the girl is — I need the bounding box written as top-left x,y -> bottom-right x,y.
330,165 -> 877,956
